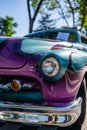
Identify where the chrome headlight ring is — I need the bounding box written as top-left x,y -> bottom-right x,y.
42,57 -> 60,77
39,55 -> 61,81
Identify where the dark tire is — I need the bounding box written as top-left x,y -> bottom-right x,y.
85,72 -> 87,89
63,78 -> 87,130
75,79 -> 86,125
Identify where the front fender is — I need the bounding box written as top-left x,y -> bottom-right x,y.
39,51 -> 70,81
71,51 -> 87,71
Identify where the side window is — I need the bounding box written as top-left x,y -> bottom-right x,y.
31,33 -> 45,38
44,32 -> 58,39
81,36 -> 87,44
37,33 -> 44,38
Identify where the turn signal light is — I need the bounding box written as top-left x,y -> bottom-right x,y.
11,80 -> 21,91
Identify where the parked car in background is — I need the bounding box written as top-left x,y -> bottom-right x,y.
0,29 -> 87,130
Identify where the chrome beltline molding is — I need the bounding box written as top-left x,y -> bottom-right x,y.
0,97 -> 82,127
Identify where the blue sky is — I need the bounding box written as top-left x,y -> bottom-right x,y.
0,0 -> 66,36
0,0 -> 29,36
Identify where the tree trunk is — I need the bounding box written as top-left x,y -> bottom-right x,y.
29,19 -> 34,33
27,0 -> 44,33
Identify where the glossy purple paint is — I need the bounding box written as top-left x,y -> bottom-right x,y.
0,38 -> 27,69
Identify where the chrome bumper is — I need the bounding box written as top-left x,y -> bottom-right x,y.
0,97 -> 82,127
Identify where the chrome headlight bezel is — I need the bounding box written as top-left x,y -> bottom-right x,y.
39,55 -> 60,81
41,57 -> 60,77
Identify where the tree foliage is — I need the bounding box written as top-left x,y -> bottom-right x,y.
27,0 -> 44,33
55,0 -> 87,33
78,0 -> 87,32
27,0 -> 87,34
37,13 -> 56,31
0,16 -> 18,36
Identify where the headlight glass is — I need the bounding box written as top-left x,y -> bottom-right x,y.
41,57 -> 60,77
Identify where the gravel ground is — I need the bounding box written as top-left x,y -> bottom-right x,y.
82,92 -> 87,130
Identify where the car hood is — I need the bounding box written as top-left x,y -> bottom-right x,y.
0,37 -> 87,71
21,38 -> 87,71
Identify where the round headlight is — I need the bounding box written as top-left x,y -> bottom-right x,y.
41,57 -> 60,77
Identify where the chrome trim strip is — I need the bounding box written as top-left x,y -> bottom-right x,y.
0,97 -> 82,127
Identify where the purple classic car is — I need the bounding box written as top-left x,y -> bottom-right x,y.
0,29 -> 87,130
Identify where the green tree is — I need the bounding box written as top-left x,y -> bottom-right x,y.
37,13 -> 56,31
0,16 -> 18,36
55,0 -> 87,33
27,0 -> 87,34
78,0 -> 87,33
27,0 -> 44,33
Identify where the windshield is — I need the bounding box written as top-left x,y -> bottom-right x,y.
25,29 -> 81,43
